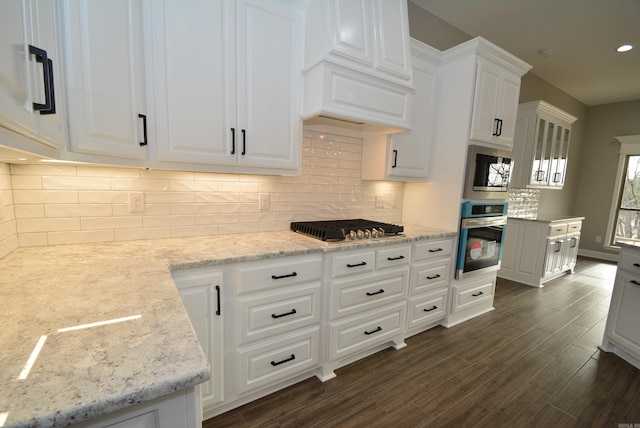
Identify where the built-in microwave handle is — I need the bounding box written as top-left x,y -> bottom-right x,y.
461,216 -> 507,228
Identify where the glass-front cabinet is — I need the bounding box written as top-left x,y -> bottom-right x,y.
511,100 -> 577,189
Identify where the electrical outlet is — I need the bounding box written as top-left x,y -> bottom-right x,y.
375,195 -> 384,208
595,235 -> 602,243
259,193 -> 270,211
129,192 -> 145,213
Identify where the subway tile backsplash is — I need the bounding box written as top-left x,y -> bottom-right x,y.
3,130 -> 404,249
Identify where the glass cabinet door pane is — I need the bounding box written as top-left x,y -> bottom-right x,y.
532,118 -> 547,184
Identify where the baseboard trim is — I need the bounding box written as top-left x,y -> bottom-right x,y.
578,248 -> 619,262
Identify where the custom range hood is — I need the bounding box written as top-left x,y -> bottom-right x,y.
302,0 -> 415,135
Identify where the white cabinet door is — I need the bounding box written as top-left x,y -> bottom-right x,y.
0,0 -> 65,150
151,0 -> 236,166
174,271 -> 224,410
236,0 -> 302,170
371,0 -> 411,80
470,58 -> 521,148
62,0 -> 148,160
605,272 -> 640,360
543,236 -> 565,279
327,0 -> 373,65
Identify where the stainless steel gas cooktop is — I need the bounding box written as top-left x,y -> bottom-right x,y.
290,219 -> 403,242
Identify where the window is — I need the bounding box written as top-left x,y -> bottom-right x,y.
606,136 -> 640,248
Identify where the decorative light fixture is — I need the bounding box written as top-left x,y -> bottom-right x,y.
617,44 -> 634,53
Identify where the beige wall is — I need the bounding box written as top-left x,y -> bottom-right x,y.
574,100 -> 640,255
408,1 -> 470,50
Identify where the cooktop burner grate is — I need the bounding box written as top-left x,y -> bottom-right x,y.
290,219 -> 404,241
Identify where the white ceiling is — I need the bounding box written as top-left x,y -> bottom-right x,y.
411,0 -> 640,106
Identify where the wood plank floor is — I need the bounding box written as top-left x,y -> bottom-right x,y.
204,257 -> 640,427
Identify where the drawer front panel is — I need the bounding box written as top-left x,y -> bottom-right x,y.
452,278 -> 495,313
236,256 -> 322,294
329,302 -> 405,361
618,250 -> 640,274
567,221 -> 582,233
548,224 -> 568,237
407,289 -> 447,330
236,327 -> 320,394
332,268 -> 409,319
237,284 -> 321,344
332,251 -> 376,278
410,259 -> 451,295
412,239 -> 454,262
376,246 -> 411,270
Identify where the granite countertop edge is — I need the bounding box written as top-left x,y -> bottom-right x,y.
1,225 -> 455,427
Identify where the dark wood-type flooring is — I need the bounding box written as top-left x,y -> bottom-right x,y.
205,257 -> 640,427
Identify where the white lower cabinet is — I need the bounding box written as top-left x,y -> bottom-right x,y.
601,246 -> 640,370
74,388 -> 199,428
445,272 -> 496,327
498,217 -> 583,287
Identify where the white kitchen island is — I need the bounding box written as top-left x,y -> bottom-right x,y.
600,243 -> 640,370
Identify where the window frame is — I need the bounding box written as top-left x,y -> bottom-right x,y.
605,135 -> 640,250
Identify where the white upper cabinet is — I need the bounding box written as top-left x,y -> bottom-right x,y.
151,0 -> 304,173
61,0 -> 148,161
509,100 -> 577,189
469,57 -> 524,149
0,0 -> 66,153
361,39 -> 439,181
303,0 -> 414,132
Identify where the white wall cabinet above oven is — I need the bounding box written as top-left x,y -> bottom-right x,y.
0,0 -> 66,156
509,100 -> 578,189
302,0 -> 414,132
361,39 -> 439,182
149,0 -> 304,174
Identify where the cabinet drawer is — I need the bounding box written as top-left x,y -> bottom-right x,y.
618,250 -> 640,274
376,245 -> 411,270
332,250 -> 376,278
406,289 -> 447,330
451,277 -> 495,313
412,239 -> 454,262
410,258 -> 451,295
237,284 -> 321,345
236,256 -> 322,294
331,268 -> 409,319
329,302 -> 405,361
567,221 -> 582,233
236,326 -> 320,395
548,223 -> 568,236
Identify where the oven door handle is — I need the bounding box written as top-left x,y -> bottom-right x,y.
461,216 -> 507,228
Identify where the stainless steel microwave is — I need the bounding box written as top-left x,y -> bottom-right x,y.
463,145 -> 513,200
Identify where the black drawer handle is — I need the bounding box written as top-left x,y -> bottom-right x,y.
29,45 -> 56,114
392,149 -> 398,168
271,354 -> 295,366
138,114 -> 148,146
387,255 -> 405,261
364,326 -> 382,335
271,309 -> 297,319
426,274 -> 441,280
424,305 -> 438,312
472,291 -> 484,297
215,285 -> 221,316
631,280 -> 640,286
366,289 -> 385,296
633,263 -> 640,268
347,262 -> 367,268
272,272 -> 297,280
230,128 -> 236,154
428,248 -> 443,253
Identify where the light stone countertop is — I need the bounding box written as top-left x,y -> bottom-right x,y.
0,224 -> 454,427
507,215 -> 585,224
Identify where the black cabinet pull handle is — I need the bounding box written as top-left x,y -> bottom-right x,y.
138,114 -> 148,146
272,272 -> 297,280
498,119 -> 503,136
387,255 -> 405,261
272,309 -> 296,319
472,291 -> 484,297
241,129 -> 246,155
424,305 -> 438,312
633,263 -> 640,268
426,274 -> 441,280
29,45 -> 55,114
347,262 -> 367,268
271,354 -> 295,366
631,280 -> 640,286
492,118 -> 500,136
364,326 -> 382,335
392,149 -> 398,168
215,285 -> 221,316
366,289 -> 384,296
535,170 -> 546,182
231,128 -> 236,154
553,172 -> 562,183
42,58 -> 56,115
428,248 -> 443,253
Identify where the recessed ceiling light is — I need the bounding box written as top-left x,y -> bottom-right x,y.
617,44 -> 634,53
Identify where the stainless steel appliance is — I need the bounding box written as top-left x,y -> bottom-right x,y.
463,145 -> 513,200
456,201 -> 508,279
290,219 -> 403,241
